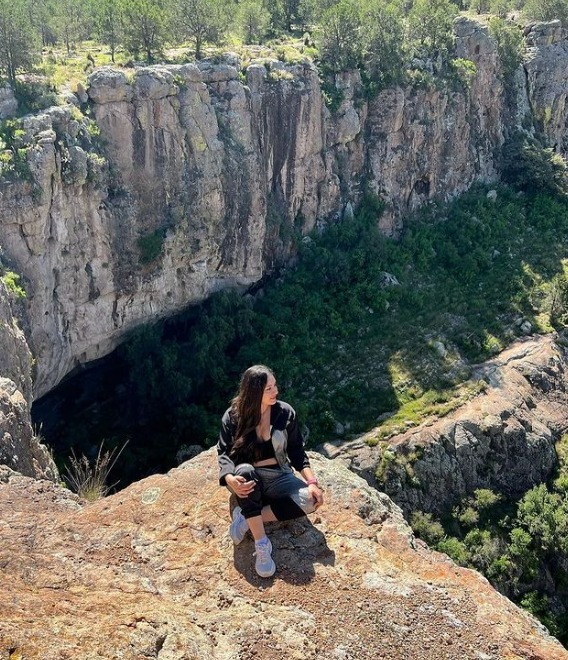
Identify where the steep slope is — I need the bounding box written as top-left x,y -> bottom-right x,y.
323,335 -> 568,516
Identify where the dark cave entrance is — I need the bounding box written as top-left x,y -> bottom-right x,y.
31,305 -> 224,493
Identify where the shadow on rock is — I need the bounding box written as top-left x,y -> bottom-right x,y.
232,516 -> 335,586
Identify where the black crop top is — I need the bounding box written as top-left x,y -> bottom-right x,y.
254,438 -> 276,462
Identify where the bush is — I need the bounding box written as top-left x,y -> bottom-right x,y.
137,228 -> 165,264
411,511 -> 445,544
501,131 -> 568,196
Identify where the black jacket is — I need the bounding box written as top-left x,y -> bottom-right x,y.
217,400 -> 311,485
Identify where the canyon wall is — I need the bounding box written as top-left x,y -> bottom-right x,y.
0,19 -> 562,399
0,19 -> 566,411
322,335 -> 568,516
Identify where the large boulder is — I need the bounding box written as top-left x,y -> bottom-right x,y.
0,449 -> 566,659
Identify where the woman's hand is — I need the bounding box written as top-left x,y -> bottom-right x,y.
225,474 -> 256,498
308,483 -> 324,510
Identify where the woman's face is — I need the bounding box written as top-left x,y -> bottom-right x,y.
261,374 -> 278,409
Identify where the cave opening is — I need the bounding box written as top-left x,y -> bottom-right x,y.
31,303 -> 230,493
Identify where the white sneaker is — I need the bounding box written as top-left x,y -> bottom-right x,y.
229,506 -> 248,545
254,537 -> 276,578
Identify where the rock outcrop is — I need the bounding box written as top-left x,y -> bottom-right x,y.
0,20 -> 567,398
0,282 -> 57,481
1,448 -> 566,660
322,335 -> 568,516
524,21 -> 568,154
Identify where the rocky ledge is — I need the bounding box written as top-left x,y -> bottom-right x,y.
322,335 -> 568,516
1,449 -> 566,659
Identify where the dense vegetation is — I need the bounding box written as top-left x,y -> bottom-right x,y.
0,0 -> 565,114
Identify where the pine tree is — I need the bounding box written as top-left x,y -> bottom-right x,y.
0,0 -> 39,84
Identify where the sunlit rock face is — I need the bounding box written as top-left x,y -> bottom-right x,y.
323,335 -> 568,516
0,20 -> 567,398
0,283 -> 57,480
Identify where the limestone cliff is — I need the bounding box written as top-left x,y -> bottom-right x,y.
0,20 -> 567,398
323,335 -> 568,516
0,281 -> 57,480
1,449 -> 566,660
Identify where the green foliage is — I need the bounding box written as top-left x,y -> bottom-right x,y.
523,0 -> 568,24
361,0 -> 406,92
448,57 -> 477,89
92,0 -> 123,63
137,227 -> 165,264
13,79 -> 57,115
517,484 -> 568,554
0,0 -> 40,83
173,0 -> 228,60
488,18 -> 525,84
407,0 -> 459,62
120,0 -> 169,63
0,118 -> 32,181
520,592 -> 561,638
501,131 -> 568,196
411,511 -> 445,544
239,0 -> 270,44
318,0 -> 363,74
0,269 -> 26,298
437,537 -> 470,564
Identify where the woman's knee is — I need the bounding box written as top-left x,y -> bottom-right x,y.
234,463 -> 258,481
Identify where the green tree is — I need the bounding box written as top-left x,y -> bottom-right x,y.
92,0 -> 122,63
523,0 -> 568,24
469,0 -> 491,13
489,0 -> 512,17
53,0 -> 91,55
488,18 -> 524,82
0,0 -> 39,84
174,0 -> 228,60
239,0 -> 270,43
362,0 -> 406,91
318,0 -> 363,73
407,0 -> 458,62
517,484 -> 568,554
263,0 -> 310,33
26,0 -> 57,47
120,0 -> 169,63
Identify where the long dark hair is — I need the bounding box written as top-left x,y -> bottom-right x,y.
230,364 -> 274,458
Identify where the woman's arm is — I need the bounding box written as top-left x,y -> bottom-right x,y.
217,410 -> 237,486
300,466 -> 324,509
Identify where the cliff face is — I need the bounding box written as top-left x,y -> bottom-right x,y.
323,335 -> 568,516
0,20 -> 567,399
2,449 -> 567,660
0,283 -> 57,480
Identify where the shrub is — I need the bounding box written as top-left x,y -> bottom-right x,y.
63,441 -> 128,501
501,131 -> 568,196
0,270 -> 26,298
411,511 -> 445,544
137,228 -> 165,264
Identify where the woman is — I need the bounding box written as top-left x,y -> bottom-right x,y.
217,365 -> 324,577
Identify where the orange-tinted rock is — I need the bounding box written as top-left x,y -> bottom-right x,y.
0,449 -> 565,659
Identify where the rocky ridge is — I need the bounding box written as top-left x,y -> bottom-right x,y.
1,448 -> 567,660
321,335 -> 568,516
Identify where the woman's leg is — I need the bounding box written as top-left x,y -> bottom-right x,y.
229,464 -> 277,540
258,468 -> 316,521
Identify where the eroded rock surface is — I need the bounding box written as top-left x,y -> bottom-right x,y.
0,283 -> 57,481
1,449 -> 566,660
324,335 -> 568,516
1,20 -> 567,398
